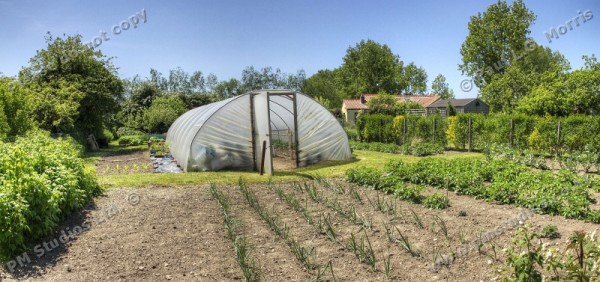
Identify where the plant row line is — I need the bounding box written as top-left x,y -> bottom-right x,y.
347,157 -> 600,222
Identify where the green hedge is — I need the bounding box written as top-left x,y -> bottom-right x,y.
0,132 -> 102,258
355,113 -> 600,154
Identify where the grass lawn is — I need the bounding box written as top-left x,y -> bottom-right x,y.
96,149 -> 482,188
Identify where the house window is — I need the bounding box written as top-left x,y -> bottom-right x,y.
475,101 -> 480,106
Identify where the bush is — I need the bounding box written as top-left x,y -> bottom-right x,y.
0,132 -> 102,257
118,135 -> 146,146
412,143 -> 444,156
116,127 -> 145,138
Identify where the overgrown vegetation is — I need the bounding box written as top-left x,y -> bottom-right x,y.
0,132 -> 102,258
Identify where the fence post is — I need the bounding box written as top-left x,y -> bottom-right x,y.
468,118 -> 472,152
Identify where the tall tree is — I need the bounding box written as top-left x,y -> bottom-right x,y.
338,39 -> 404,97
431,74 -> 455,99
302,69 -> 340,108
19,33 -> 124,137
459,0 -> 536,88
402,62 -> 428,94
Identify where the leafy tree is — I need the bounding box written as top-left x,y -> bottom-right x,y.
27,79 -> 84,133
583,54 -> 600,71
367,91 -> 398,114
459,0 -> 536,88
302,69 -> 341,108
431,74 -> 455,99
241,66 -> 305,91
367,90 -> 423,115
19,33 -> 124,138
214,78 -> 242,99
143,96 -> 188,133
0,78 -> 36,138
337,39 -> 404,97
481,65 -> 538,113
402,62 -> 428,94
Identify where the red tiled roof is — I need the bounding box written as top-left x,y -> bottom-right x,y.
362,94 -> 441,108
342,99 -> 368,110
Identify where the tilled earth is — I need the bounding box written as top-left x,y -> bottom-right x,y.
1,180 -> 599,281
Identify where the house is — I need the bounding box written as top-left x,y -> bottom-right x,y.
342,93 -> 441,124
426,98 -> 489,115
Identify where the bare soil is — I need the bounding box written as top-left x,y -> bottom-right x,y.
2,176 -> 599,281
94,150 -> 154,175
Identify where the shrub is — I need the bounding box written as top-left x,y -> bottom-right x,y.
116,127 -> 145,138
540,225 -> 560,239
0,132 -> 102,257
118,135 -> 146,146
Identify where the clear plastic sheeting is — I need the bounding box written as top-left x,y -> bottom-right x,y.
166,90 -> 352,172
151,156 -> 183,173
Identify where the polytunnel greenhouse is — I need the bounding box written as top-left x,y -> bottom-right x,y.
166,90 -> 352,174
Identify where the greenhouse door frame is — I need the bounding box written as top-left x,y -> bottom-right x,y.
250,91 -> 299,175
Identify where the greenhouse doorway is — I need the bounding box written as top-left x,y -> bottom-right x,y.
251,91 -> 299,175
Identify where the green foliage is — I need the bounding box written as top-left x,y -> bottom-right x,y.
302,69 -> 341,108
143,95 -> 188,133
459,0 -> 536,88
118,135 -> 147,146
502,228 -> 600,281
345,166 -> 382,189
19,34 -> 124,139
0,78 -> 36,138
540,225 -> 559,239
0,132 -> 102,257
356,113 -> 394,143
423,193 -> 450,209
431,74 -> 454,99
501,225 -> 543,281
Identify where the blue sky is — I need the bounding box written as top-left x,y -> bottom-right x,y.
1,0 -> 599,98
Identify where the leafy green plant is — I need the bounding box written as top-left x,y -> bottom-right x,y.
540,224 -> 560,239
423,193 -> 450,209
0,132 -> 102,257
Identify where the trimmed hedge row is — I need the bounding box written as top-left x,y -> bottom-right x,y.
356,113 -> 600,154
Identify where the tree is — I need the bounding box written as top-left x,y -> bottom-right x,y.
302,69 -> 340,108
367,91 -> 398,115
459,0 -> 536,88
241,66 -> 306,91
0,78 -> 35,138
431,74 -> 455,99
143,96 -> 188,133
481,65 -> 538,113
583,54 -> 600,71
367,90 -> 423,115
214,78 -> 242,99
338,39 -> 404,97
402,62 -> 428,94
19,33 -> 124,138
